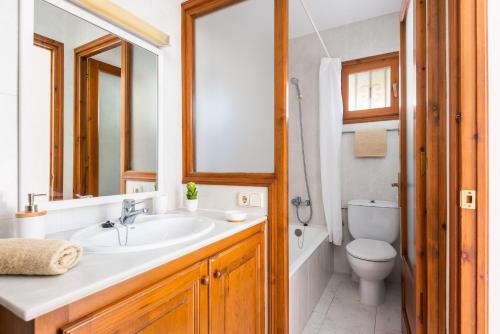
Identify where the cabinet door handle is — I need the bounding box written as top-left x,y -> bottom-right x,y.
213,270 -> 222,279
201,276 -> 209,285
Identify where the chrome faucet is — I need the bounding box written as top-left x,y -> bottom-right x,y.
119,199 -> 148,225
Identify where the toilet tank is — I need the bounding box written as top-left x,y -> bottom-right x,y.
347,200 -> 400,244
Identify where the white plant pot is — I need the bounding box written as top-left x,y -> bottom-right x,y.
186,199 -> 198,212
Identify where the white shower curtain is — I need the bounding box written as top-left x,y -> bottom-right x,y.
319,58 -> 343,245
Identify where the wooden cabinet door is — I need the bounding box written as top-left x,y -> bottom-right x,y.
60,262 -> 209,334
209,232 -> 264,334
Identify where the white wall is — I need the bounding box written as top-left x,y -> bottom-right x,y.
289,12 -> 401,281
192,185 -> 268,217
0,0 -> 184,236
488,0 -> 499,331
130,45 -> 158,172
0,0 -> 19,236
31,46 -> 52,195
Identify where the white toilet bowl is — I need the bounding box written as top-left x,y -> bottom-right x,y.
346,238 -> 397,306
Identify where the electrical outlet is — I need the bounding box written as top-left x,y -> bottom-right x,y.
238,192 -> 250,206
249,193 -> 263,208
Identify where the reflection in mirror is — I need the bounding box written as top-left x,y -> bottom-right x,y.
31,0 -> 158,201
193,0 -> 274,173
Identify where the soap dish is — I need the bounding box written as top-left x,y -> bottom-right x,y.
225,210 -> 247,222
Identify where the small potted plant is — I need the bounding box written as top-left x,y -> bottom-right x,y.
185,182 -> 198,212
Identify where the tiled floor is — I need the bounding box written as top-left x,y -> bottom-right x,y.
302,273 -> 402,334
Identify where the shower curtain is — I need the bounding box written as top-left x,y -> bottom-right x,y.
319,58 -> 343,245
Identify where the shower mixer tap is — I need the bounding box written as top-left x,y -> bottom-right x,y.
291,196 -> 311,207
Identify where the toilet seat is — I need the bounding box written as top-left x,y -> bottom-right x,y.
346,238 -> 396,262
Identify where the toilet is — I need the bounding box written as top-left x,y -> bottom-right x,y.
346,199 -> 400,306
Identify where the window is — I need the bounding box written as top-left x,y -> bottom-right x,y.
342,52 -> 399,123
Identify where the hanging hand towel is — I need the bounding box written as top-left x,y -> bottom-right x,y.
0,239 -> 82,275
354,128 -> 387,157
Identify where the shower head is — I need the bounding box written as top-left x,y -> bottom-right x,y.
289,77 -> 302,99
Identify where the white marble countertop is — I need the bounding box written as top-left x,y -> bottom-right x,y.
0,210 -> 266,321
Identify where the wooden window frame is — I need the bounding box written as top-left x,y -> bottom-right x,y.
342,52 -> 400,124
181,0 -> 276,186
33,33 -> 64,201
181,0 -> 289,333
74,35 -> 157,198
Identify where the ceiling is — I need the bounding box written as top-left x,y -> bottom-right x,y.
289,0 -> 402,39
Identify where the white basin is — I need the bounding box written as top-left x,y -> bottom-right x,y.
70,214 -> 215,253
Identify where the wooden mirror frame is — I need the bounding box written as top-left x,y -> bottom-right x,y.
181,0 -> 289,332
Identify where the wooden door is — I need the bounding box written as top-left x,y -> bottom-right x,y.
399,0 -> 428,332
209,232 -> 265,334
448,0 -> 489,333
60,262 -> 209,334
86,58 -> 121,197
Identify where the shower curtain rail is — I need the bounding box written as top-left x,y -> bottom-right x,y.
298,0 -> 331,58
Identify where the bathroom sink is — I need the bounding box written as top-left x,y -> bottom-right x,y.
70,214 -> 215,253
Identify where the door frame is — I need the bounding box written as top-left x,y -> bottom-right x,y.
399,0 -> 448,332
33,33 -> 64,201
448,0 -> 489,333
73,34 -> 123,198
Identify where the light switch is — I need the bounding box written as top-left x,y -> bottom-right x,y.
249,193 -> 263,208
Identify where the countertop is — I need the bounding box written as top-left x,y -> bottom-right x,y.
0,210 -> 266,321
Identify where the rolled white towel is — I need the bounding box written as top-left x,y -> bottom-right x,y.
0,239 -> 82,275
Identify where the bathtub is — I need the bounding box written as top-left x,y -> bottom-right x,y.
289,224 -> 334,334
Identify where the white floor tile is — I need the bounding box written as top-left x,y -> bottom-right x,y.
313,289 -> 335,315
302,273 -> 402,334
302,311 -> 326,334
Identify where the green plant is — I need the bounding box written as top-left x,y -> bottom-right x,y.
186,182 -> 198,200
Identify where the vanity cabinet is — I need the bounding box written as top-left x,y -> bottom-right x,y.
0,223 -> 265,334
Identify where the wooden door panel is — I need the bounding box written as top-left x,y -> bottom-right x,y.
209,232 -> 264,334
60,262 -> 208,334
136,293 -> 193,334
224,256 -> 258,333
400,0 -> 428,332
402,257 -> 416,332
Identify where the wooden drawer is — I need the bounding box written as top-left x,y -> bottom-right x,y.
60,262 -> 209,334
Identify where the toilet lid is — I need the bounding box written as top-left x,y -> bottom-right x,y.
346,239 -> 397,262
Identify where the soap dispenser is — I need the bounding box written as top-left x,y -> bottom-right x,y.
15,193 -> 47,239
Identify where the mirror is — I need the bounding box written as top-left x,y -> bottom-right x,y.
188,0 -> 275,174
31,0 -> 158,201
